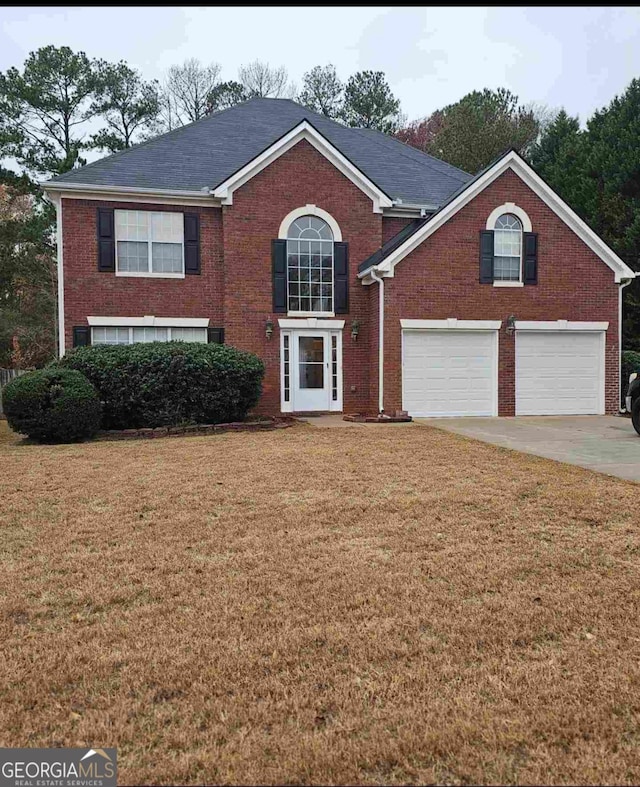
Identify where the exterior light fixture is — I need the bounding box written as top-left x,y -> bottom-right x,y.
351,319 -> 360,341
265,318 -> 274,340
505,314 -> 516,335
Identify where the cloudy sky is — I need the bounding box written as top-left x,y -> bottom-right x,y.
1,5 -> 640,124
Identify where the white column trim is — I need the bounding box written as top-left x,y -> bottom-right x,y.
53,195 -> 65,357
278,318 -> 345,330
87,316 -> 210,327
400,318 -> 502,330
514,320 -> 609,331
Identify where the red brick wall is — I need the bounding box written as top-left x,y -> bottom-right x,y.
382,217 -> 414,244
222,139 -> 381,413
61,163 -> 619,418
61,198 -> 223,350
378,169 -> 620,415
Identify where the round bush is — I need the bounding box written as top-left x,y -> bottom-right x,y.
3,367 -> 102,443
57,341 -> 265,430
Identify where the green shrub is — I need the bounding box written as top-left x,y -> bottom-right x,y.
3,367 -> 102,443
622,350 -> 640,406
57,342 -> 265,430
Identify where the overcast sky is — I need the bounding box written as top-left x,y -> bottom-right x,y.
1,5 -> 640,124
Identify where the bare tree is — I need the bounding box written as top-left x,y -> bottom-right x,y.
159,59 -> 221,129
298,65 -> 343,118
524,101 -> 561,143
238,60 -> 293,99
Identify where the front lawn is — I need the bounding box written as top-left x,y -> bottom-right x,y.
1,420 -> 639,784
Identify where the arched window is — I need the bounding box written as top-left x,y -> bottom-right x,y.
493,213 -> 522,282
287,216 -> 334,313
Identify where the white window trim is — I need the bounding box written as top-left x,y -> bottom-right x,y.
514,320 -> 609,332
493,281 -> 525,288
287,311 -> 335,319
88,316 -> 209,328
488,205 -> 529,287
283,209 -> 338,317
486,202 -> 532,233
278,205 -> 342,241
400,318 -> 502,331
116,270 -> 185,279
114,209 -> 185,278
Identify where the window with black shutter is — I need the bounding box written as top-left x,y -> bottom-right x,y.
483,207 -> 537,286
97,208 -> 115,272
281,214 -> 338,314
184,213 -> 200,274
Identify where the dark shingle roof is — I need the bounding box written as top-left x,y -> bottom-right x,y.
358,218 -> 429,273
46,98 -> 471,206
356,147 -> 519,275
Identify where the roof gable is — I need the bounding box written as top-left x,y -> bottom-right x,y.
212,120 -> 393,213
358,149 -> 636,283
358,218 -> 428,273
43,98 -> 471,207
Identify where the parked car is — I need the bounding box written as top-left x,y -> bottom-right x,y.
626,371 -> 640,434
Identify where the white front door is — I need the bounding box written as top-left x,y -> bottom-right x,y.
281,329 -> 342,412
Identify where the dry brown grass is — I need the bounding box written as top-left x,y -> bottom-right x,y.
1,419 -> 640,785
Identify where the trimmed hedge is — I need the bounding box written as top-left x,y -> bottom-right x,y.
57,342 -> 265,429
3,367 -> 101,443
622,350 -> 640,406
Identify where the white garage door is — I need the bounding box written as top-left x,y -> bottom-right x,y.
402,330 -> 498,417
516,331 -> 605,415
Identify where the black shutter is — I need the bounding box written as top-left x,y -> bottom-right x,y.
334,242 -> 349,314
184,213 -> 200,274
207,327 -> 225,344
97,208 -> 115,272
72,326 -> 90,347
272,239 -> 287,313
479,230 -> 494,284
523,232 -> 538,285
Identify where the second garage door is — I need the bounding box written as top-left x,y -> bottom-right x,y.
402,329 -> 498,417
515,330 -> 605,415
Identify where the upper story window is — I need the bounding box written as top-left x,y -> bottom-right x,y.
287,216 -> 334,313
115,210 -> 184,277
493,213 -> 522,282
482,203 -> 535,288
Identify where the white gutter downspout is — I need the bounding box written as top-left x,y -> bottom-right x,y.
620,276 -> 635,411
51,194 -> 65,357
370,267 -> 385,413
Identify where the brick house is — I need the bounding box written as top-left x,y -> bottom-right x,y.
43,98 -> 635,417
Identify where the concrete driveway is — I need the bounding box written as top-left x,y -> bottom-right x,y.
416,415 -> 640,482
